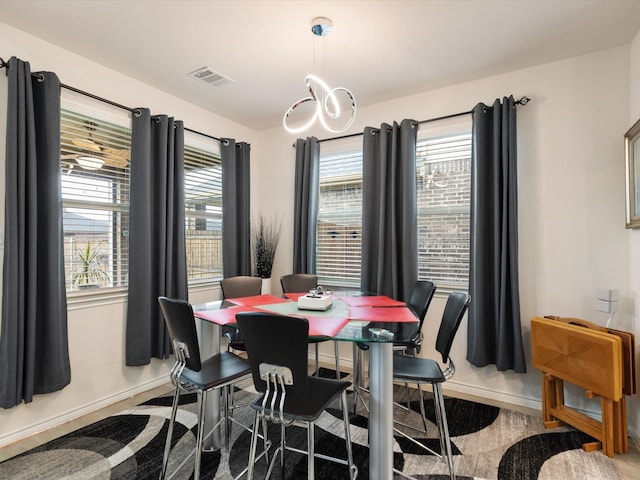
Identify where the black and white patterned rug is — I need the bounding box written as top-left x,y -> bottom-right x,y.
0,369 -> 622,479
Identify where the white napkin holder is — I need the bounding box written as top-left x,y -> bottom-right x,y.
297,287 -> 333,311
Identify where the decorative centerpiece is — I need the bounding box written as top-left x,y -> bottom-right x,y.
251,214 -> 282,293
298,286 -> 333,311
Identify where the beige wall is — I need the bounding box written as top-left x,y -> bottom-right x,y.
1,18 -> 638,447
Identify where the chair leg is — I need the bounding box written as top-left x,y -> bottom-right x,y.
433,383 -> 455,480
340,390 -> 357,480
280,423 -> 286,479
404,382 -> 412,410
247,411 -> 261,480
160,384 -> 181,480
262,417 -> 270,464
352,345 -> 361,415
352,345 -> 370,415
194,390 -> 207,480
334,341 -> 341,378
417,385 -> 429,434
224,385 -> 231,450
307,421 -> 315,480
405,350 -> 418,410
432,385 -> 446,455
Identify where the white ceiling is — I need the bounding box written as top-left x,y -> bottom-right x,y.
1,1 -> 640,131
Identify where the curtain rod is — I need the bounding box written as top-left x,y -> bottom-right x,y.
315,110 -> 472,144
1,56 -> 222,143
308,95 -> 531,146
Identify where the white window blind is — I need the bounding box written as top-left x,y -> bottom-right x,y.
61,103 -> 131,291
416,131 -> 472,287
317,150 -> 363,286
183,131 -> 223,281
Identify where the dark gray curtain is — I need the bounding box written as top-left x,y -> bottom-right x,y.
126,109 -> 187,366
222,139 -> 251,277
361,119 -> 418,302
467,96 -> 526,373
293,137 -> 319,274
0,57 -> 70,408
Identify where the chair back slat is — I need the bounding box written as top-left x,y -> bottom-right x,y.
158,297 -> 202,372
435,291 -> 471,364
236,312 -> 310,400
259,365 -> 294,423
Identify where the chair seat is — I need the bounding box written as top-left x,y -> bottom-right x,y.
251,376 -> 351,422
392,353 -> 445,384
181,351 -> 251,390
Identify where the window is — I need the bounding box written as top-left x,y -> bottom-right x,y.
183,131 -> 223,282
316,117 -> 471,289
61,92 -> 223,293
61,94 -> 131,292
317,149 -> 362,287
416,127 -> 471,288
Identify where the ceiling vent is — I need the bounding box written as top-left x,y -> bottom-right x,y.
187,66 -> 234,87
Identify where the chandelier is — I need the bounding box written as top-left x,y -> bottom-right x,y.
283,17 -> 357,134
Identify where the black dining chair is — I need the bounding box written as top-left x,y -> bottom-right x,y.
352,280 -> 437,415
157,296 -> 253,480
280,273 -> 341,378
391,291 -> 471,480
220,275 -> 263,352
236,311 -> 358,480
221,275 -> 262,299
279,273 -> 318,294
396,280 -> 437,354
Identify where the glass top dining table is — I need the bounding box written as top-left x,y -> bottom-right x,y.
193,291 -> 419,480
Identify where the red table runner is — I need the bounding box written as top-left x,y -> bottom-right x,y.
347,306 -> 417,322
338,295 -> 405,308
294,315 -> 350,337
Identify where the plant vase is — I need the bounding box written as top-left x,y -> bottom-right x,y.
261,277 -> 272,295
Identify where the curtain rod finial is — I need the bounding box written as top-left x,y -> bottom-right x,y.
0,57 -> 7,69
517,96 -> 531,106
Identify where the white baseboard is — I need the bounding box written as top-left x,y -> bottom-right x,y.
443,379 -> 543,412
0,376 -> 168,449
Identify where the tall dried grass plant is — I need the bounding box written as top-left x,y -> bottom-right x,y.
251,214 -> 282,279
